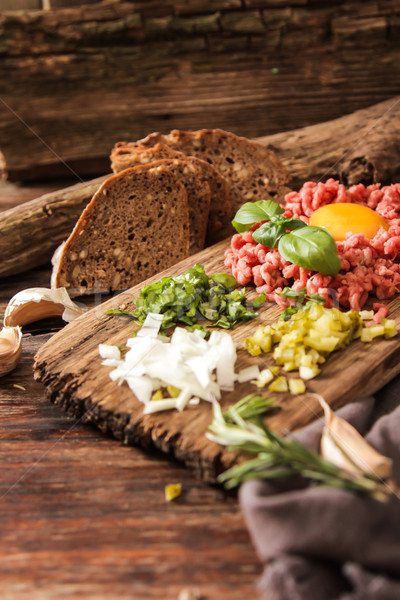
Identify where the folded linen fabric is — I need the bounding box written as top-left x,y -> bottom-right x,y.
239,375 -> 400,600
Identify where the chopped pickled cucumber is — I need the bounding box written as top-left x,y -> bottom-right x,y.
382,318 -> 397,338
252,368 -> 275,388
360,325 -> 385,342
288,378 -> 306,395
243,304 -> 396,382
167,386 -> 181,398
165,483 -> 182,502
269,376 -> 288,392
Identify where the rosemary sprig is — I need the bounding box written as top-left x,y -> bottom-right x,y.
207,398 -> 389,502
223,393 -> 278,422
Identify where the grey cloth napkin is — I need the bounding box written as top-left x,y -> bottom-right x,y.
239,375 -> 400,600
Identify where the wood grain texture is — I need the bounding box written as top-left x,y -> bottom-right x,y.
0,178 -> 73,211
0,262 -> 260,600
33,240 -> 400,483
3,95 -> 400,280
0,0 -> 399,180
258,96 -> 400,190
0,175 -> 109,278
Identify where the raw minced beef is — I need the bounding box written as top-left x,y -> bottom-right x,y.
224,179 -> 400,311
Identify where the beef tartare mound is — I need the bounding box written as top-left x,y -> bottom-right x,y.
224,179 -> 400,311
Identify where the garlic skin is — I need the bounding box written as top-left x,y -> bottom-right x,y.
3,287 -> 86,327
0,326 -> 22,377
317,395 -> 392,479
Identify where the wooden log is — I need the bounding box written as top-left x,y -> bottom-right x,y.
257,96 -> 400,190
0,174 -> 109,278
1,0 -> 400,181
2,96 -> 400,279
0,178 -> 73,211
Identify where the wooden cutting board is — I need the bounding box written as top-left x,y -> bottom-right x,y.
33,239 -> 400,482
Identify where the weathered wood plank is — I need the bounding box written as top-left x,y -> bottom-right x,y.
0,1 -> 399,180
0,261 -> 260,600
33,240 -> 400,483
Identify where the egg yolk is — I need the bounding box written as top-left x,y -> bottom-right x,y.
309,203 -> 389,242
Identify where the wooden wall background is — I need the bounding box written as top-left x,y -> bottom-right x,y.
0,0 -> 400,181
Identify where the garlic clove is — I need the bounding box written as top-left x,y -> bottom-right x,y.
3,287 -> 86,327
0,326 -> 22,377
317,395 -> 392,479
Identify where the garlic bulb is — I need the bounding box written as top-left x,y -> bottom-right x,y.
317,395 -> 392,479
3,287 -> 86,327
0,326 -> 22,377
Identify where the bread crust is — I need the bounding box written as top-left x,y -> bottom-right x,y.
112,152 -> 210,253
52,165 -> 190,297
111,141 -> 231,244
111,128 -> 290,240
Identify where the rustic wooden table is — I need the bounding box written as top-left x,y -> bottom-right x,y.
0,181 -> 260,600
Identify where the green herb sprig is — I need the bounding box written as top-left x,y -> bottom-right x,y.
106,264 -> 257,330
277,286 -> 326,320
223,393 -> 278,422
207,397 -> 389,501
232,201 -> 341,277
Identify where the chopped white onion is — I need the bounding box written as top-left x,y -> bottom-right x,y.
237,364 -> 260,383
252,368 -> 274,388
100,358 -> 122,368
186,356 -> 212,388
137,312 -> 164,338
99,327 -> 237,413
175,387 -> 192,412
359,310 -> 374,321
99,344 -> 121,361
143,398 -> 178,414
209,330 -> 236,391
125,375 -> 154,404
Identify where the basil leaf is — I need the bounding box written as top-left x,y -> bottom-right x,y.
304,294 -> 326,308
278,226 -> 341,276
232,200 -> 284,233
199,303 -> 219,321
104,308 -> 136,318
285,218 -> 308,231
281,307 -> 298,321
209,272 -> 237,291
252,292 -> 266,309
252,221 -> 286,248
276,287 -> 306,300
268,215 -> 304,227
112,264 -> 257,330
185,324 -> 209,339
229,288 -> 246,301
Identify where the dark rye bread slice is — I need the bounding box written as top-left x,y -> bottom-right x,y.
149,158 -> 210,253
111,142 -> 231,245
132,128 -> 290,218
51,165 -> 190,297
113,153 -> 210,254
